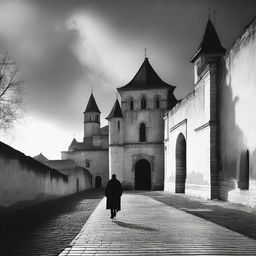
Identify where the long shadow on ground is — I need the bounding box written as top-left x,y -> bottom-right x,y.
0,189 -> 104,256
145,191 -> 256,240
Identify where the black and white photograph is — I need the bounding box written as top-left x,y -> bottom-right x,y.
1,0 -> 256,255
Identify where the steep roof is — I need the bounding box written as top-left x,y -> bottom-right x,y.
117,58 -> 175,92
84,93 -> 101,113
33,153 -> 48,162
106,99 -> 123,119
69,138 -> 78,147
191,19 -> 226,63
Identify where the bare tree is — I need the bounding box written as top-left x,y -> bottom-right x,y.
0,52 -> 23,130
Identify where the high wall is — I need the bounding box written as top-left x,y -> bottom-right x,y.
218,19 -> 256,207
42,160 -> 92,194
0,142 -> 91,212
61,150 -> 109,188
164,63 -> 218,199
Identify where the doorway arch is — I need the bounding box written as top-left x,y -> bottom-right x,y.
175,133 -> 186,193
135,159 -> 151,190
95,176 -> 102,188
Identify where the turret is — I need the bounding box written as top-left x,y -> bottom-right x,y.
191,19 -> 226,84
106,99 -> 123,145
83,93 -> 101,140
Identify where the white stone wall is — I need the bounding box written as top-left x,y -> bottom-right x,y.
218,19 -> 256,207
0,143 -> 75,210
164,69 -> 214,199
61,150 -> 109,188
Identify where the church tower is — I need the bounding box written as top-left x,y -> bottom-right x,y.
83,93 -> 101,140
108,57 -> 177,190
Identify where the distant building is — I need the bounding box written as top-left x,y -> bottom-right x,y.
61,93 -> 109,188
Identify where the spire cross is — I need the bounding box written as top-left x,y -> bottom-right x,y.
91,86 -> 93,94
208,7 -> 211,19
144,48 -> 147,58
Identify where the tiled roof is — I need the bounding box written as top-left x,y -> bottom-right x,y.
106,100 -> 123,119
117,58 -> 175,91
191,19 -> 226,63
84,93 -> 101,113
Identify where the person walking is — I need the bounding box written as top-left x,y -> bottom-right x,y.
105,174 -> 122,219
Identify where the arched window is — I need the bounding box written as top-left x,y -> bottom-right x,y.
139,123 -> 146,142
130,99 -> 134,110
118,121 -> 120,132
85,159 -> 90,168
155,96 -> 160,109
141,96 -> 146,109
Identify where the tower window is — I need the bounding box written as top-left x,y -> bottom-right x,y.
85,160 -> 90,168
130,99 -> 134,110
139,123 -> 146,142
118,121 -> 120,131
155,97 -> 160,109
141,96 -> 146,109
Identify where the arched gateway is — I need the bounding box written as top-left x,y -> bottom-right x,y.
135,159 -> 151,190
175,133 -> 186,193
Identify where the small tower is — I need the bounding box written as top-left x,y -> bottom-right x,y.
191,19 -> 226,84
191,18 -> 226,199
106,99 -> 124,179
83,93 -> 101,140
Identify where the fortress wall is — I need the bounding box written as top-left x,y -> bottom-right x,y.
0,141 -> 72,211
164,69 -> 213,199
218,19 -> 256,207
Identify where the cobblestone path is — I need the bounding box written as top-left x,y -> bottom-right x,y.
60,194 -> 256,256
0,190 -> 104,256
145,191 -> 256,240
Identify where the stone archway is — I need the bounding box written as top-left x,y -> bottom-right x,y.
95,176 -> 102,188
175,133 -> 186,193
135,159 -> 151,190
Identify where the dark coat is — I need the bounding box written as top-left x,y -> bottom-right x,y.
105,178 -> 122,211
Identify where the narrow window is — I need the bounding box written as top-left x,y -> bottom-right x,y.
141,96 -> 146,109
155,97 -> 160,109
139,123 -> 146,142
86,160 -> 90,168
118,121 -> 120,132
130,99 -> 134,110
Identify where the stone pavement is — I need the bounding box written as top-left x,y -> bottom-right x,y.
59,193 -> 256,256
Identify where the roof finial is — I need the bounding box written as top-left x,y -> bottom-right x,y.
208,7 -> 211,20
144,48 -> 147,58
91,86 -> 93,94
213,10 -> 216,27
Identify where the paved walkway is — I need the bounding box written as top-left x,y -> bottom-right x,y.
60,194 -> 256,256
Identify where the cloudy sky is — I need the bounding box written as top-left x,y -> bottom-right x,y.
0,0 -> 255,159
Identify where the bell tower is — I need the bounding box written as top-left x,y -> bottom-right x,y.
83,93 -> 101,140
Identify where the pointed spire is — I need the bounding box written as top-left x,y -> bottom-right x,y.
84,93 -> 101,113
117,58 -> 175,92
106,99 -> 123,119
70,138 -> 78,146
191,19 -> 226,63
